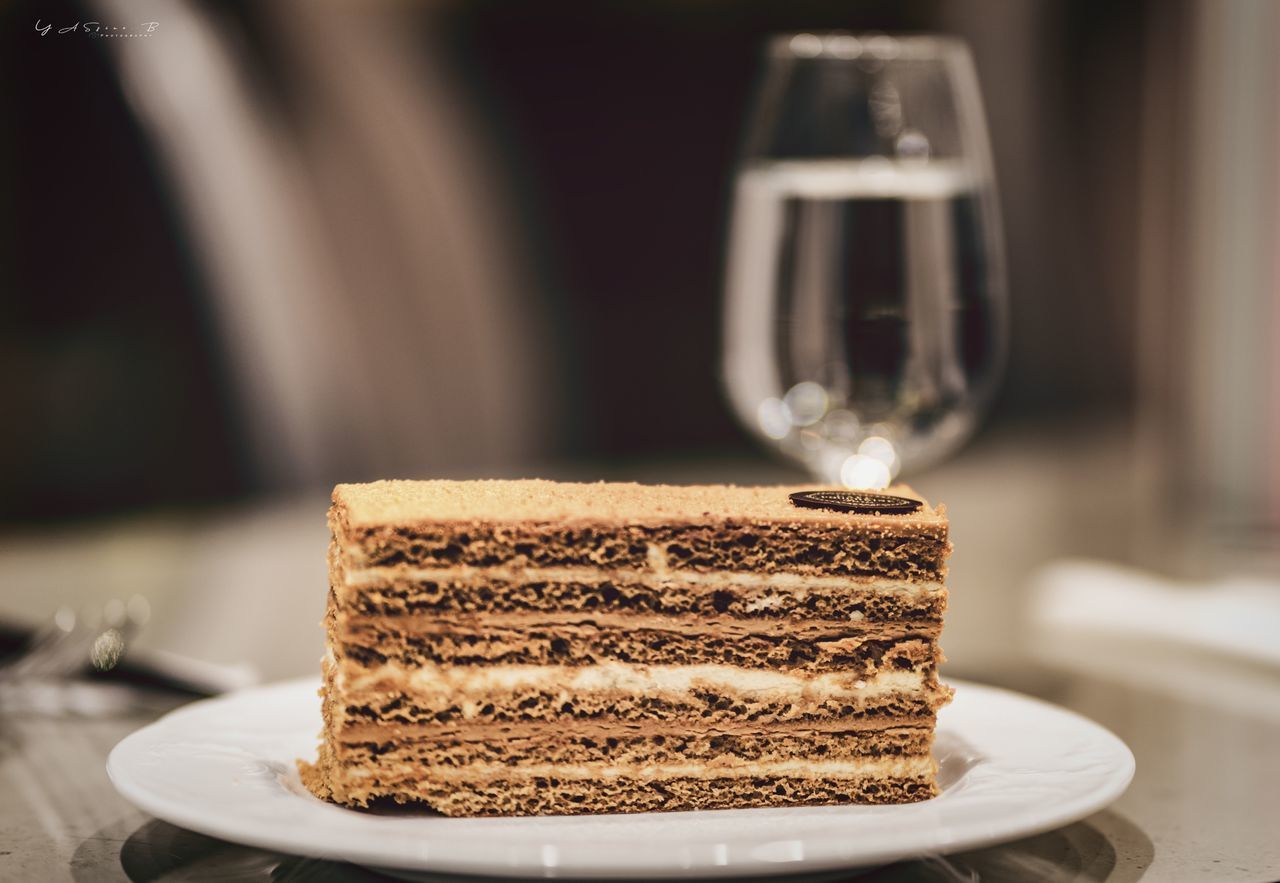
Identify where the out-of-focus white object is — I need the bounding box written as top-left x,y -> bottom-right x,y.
129,648 -> 259,695
1031,559 -> 1280,670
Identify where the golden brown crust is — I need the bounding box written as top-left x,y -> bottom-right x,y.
334,480 -> 945,529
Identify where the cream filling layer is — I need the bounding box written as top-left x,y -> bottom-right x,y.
336,657 -> 927,699
342,563 -> 944,596
341,754 -> 934,782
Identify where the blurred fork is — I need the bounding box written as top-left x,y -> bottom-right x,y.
0,597 -> 156,716
0,596 -> 150,683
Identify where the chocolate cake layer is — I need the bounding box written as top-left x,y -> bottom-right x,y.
331,481 -> 949,580
301,480 -> 953,816
333,715 -> 934,740
337,694 -> 945,728
344,524 -> 947,580
337,618 -> 939,674
322,755 -> 934,785
330,670 -> 950,728
413,774 -> 936,815
335,727 -> 932,769
338,570 -> 947,622
335,611 -> 942,636
301,764 -> 936,815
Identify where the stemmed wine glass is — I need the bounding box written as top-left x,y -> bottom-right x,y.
722,33 -> 1007,488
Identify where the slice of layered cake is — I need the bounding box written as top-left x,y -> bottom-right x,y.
299,480 -> 952,816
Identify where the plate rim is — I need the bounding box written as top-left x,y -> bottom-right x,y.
107,677 -> 1136,879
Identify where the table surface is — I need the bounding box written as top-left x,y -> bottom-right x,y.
3,426 -> 1279,882
4,656 -> 1278,883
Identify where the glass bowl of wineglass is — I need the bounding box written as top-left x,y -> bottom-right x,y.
722,33 -> 1007,488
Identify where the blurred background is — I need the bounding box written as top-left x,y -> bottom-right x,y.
4,0 -> 1150,516
5,4 -> 1280,879
1,0 -> 1278,679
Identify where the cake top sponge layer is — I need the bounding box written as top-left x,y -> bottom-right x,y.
333,480 -> 944,529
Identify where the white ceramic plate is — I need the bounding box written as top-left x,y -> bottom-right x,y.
108,678 -> 1134,879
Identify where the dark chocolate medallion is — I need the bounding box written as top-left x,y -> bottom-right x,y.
788,490 -> 922,514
